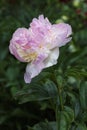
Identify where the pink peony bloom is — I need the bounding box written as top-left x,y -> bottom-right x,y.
9,15 -> 72,83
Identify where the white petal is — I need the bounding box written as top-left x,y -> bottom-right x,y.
24,62 -> 44,83
43,47 -> 59,68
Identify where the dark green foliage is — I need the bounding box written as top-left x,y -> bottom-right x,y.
0,0 -> 87,129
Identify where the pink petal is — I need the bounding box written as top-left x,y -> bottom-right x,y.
24,62 -> 44,83
58,37 -> 72,47
54,23 -> 72,36
9,28 -> 30,62
9,39 -> 25,62
49,23 -> 72,48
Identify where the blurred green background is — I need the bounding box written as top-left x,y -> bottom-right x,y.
0,0 -> 87,130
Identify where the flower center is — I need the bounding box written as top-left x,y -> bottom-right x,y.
16,44 -> 38,62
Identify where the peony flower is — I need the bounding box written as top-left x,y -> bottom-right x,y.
9,15 -> 72,83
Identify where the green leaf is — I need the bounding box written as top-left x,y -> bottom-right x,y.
15,80 -> 58,104
29,121 -> 57,130
65,68 -> 87,79
64,106 -> 74,123
79,81 -> 87,110
57,111 -> 67,130
67,92 -> 81,118
57,106 -> 74,130
76,123 -> 87,130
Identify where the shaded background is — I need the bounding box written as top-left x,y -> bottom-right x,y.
0,0 -> 87,130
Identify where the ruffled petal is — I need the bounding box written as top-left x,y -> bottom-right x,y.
43,47 -> 59,68
44,23 -> 72,49
54,23 -> 72,36
57,37 -> 72,47
9,28 -> 30,62
24,62 -> 44,83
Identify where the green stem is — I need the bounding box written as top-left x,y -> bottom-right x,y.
56,103 -> 59,130
53,73 -> 64,129
58,87 -> 63,110
56,84 -> 64,130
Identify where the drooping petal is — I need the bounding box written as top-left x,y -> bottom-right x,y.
43,47 -> 59,68
24,62 -> 44,83
24,72 -> 31,83
54,23 -> 72,36
58,37 -> 72,47
44,23 -> 72,50
54,23 -> 72,47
